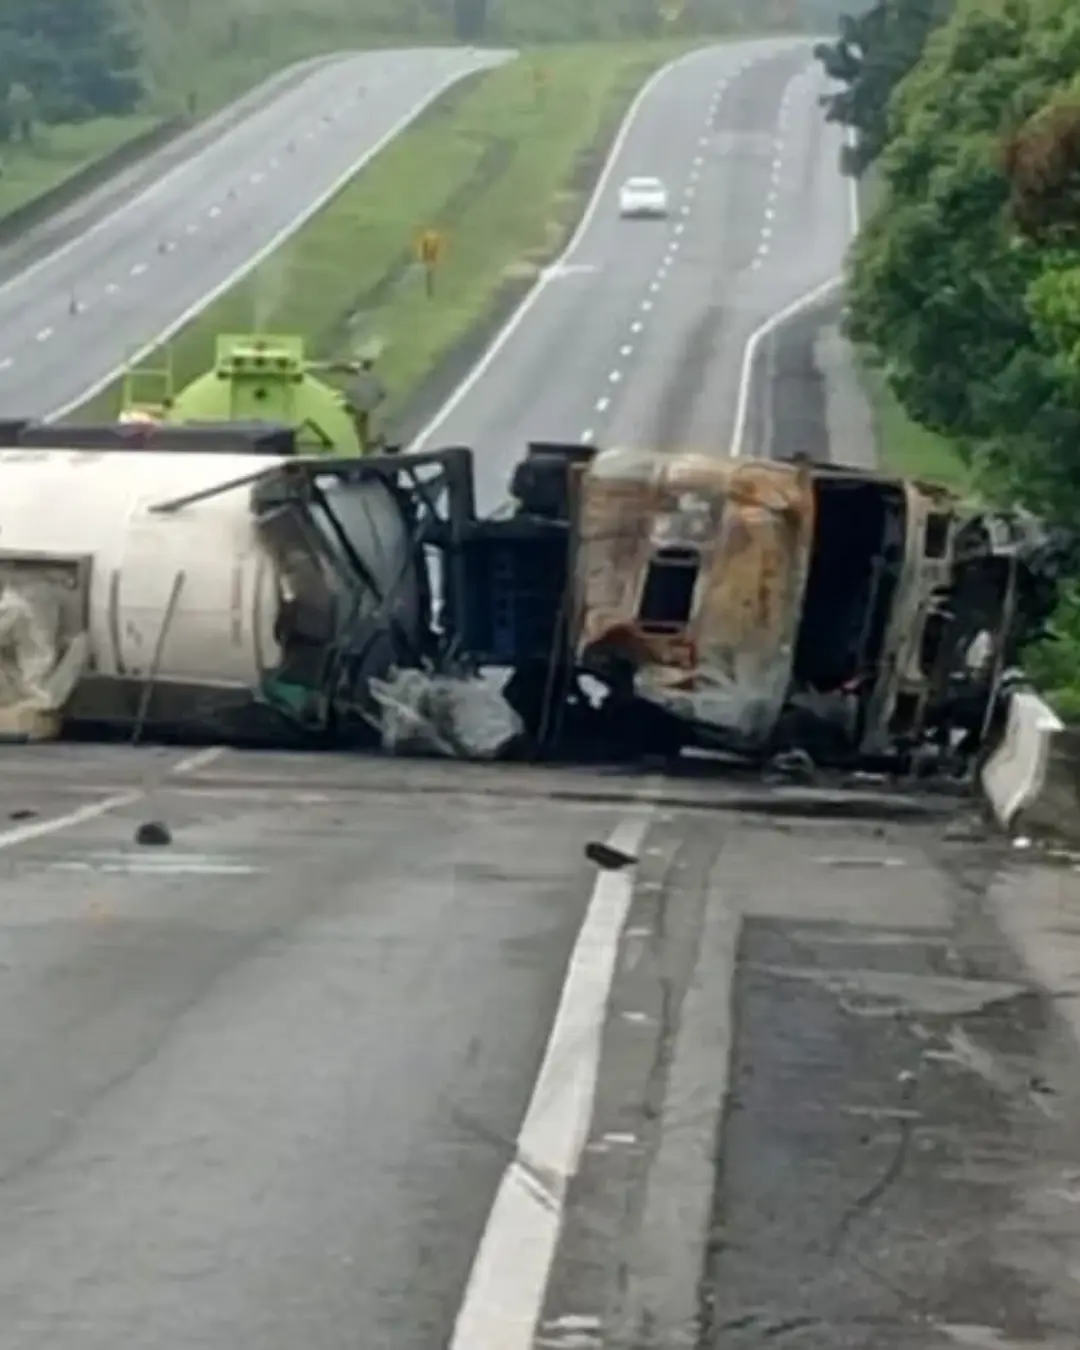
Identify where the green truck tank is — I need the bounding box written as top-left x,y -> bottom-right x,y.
119,333 -> 383,455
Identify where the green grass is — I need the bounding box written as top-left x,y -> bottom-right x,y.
851,170 -> 971,488
0,115 -> 160,218
130,1 -> 425,120
860,364 -> 971,487
69,42 -> 696,423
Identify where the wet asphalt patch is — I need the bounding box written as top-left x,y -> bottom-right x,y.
699,914 -> 1080,1348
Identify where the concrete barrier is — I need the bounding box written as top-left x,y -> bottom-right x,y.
980,689 -> 1063,833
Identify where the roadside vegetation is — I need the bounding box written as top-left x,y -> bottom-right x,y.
815,0 -> 1080,713
0,0 -> 796,221
70,42 -> 696,422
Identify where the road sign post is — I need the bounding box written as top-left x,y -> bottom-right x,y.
417,229 -> 442,297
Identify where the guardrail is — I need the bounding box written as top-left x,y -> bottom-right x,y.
980,688 -> 1063,832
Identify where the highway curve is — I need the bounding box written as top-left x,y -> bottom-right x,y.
410,37 -> 852,503
0,46 -> 509,420
1,39 -> 1080,1350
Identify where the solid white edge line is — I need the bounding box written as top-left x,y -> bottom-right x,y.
728,121 -> 859,458
406,37 -> 806,453
448,814 -> 652,1350
47,49 -> 512,420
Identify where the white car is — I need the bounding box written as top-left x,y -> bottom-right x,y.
618,175 -> 669,219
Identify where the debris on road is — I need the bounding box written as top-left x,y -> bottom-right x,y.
584,840 -> 638,870
135,821 -> 172,846
369,669 -> 522,759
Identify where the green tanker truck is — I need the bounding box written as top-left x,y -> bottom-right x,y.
118,332 -> 387,455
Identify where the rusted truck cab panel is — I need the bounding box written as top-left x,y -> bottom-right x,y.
572,446 -> 815,751
858,479 -> 961,752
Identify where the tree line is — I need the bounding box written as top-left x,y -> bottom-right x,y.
0,0 -> 832,142
816,0 -> 1080,704
0,0 -> 143,139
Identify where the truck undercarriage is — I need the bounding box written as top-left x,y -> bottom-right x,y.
0,420 -> 1069,777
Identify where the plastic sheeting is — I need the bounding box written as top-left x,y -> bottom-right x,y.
0,582 -> 86,711
368,668 -> 522,760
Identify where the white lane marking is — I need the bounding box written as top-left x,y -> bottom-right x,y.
847,124 -> 860,236
448,814 -> 651,1349
173,745 -> 225,774
609,370 -> 621,383
631,320 -> 643,333
0,357 -> 11,369
36,328 -> 51,342
49,51 -> 511,420
674,221 -> 685,234
0,52 -> 353,304
596,396 -> 610,412
641,298 -> 653,311
208,205 -> 221,217
130,262 -> 146,276
0,744 -> 225,852
52,853 -> 256,876
106,282 -> 119,294
580,428 -> 593,442
250,171 -> 264,183
620,344 -> 632,356
185,223 -> 197,234
405,46 -> 717,450
729,124 -> 859,458
0,792 -> 141,852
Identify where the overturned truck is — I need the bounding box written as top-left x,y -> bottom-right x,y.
0,419 -> 1066,771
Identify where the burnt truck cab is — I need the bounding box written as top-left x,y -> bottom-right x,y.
523,442 -> 1062,770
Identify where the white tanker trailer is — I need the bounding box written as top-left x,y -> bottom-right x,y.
0,421 -> 446,743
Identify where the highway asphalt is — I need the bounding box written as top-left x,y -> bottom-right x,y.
410,37 -> 852,508
0,46 -> 509,420
2,36 -> 1078,1350
1,751 -> 1078,1349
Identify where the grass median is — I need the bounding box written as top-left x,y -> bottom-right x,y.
0,116 -> 162,219
69,42 -> 696,424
